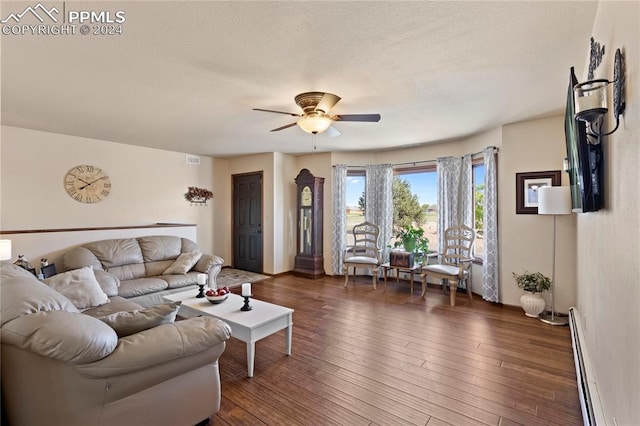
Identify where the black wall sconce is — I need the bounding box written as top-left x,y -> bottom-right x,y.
574,48 -> 626,140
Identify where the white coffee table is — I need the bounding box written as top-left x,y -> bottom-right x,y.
164,290 -> 293,377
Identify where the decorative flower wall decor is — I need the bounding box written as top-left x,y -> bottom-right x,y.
184,186 -> 213,206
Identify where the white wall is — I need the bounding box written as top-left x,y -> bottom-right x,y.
1,125 -> 218,258
500,116 -> 577,312
578,2 -> 640,424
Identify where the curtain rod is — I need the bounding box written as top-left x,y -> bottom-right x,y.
334,146 -> 498,169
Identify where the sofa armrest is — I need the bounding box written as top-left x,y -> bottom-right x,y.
193,254 -> 224,273
76,316 -> 231,378
193,254 -> 224,287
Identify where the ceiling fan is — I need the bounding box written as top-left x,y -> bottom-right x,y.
253,91 -> 381,136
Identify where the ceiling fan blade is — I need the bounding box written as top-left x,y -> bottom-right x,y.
253,108 -> 302,117
314,93 -> 341,113
325,126 -> 341,138
270,122 -> 298,132
334,114 -> 381,122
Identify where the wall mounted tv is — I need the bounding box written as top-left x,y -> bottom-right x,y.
564,66 -> 604,212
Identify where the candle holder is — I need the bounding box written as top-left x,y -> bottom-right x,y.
196,284 -> 206,298
241,295 -> 252,311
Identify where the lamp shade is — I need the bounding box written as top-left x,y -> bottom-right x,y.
0,239 -> 12,261
297,115 -> 332,134
538,186 -> 571,215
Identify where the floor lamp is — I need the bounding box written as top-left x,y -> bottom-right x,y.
537,186 -> 571,326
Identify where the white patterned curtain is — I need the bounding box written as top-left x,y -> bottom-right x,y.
482,147 -> 499,302
436,155 -> 473,250
365,164 -> 393,266
331,164 -> 348,275
437,155 -> 473,289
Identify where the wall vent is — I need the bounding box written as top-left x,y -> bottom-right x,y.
186,155 -> 200,165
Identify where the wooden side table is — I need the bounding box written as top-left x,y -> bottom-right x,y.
381,262 -> 423,294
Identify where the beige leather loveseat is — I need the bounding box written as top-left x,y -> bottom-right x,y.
62,235 -> 224,307
0,261 -> 231,426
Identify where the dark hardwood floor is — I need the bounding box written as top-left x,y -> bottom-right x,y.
210,274 -> 581,426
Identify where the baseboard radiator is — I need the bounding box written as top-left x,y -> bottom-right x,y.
569,307 -> 606,425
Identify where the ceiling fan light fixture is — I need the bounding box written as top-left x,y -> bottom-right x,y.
297,115 -> 332,134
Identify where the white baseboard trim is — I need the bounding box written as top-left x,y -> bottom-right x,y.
569,307 -> 607,426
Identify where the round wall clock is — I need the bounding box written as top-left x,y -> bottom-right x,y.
64,165 -> 111,203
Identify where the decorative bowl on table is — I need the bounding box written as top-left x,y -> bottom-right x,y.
206,294 -> 229,304
205,287 -> 231,304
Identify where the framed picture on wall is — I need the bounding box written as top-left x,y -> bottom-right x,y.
516,170 -> 561,214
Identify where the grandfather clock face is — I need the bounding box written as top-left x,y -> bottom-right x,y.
301,186 -> 312,206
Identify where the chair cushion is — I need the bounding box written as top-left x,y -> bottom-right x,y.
344,256 -> 379,265
423,264 -> 461,275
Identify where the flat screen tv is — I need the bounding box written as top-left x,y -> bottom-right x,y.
564,66 -> 604,212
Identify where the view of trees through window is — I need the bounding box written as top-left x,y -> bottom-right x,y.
345,172 -> 365,246
345,163 -> 485,260
391,169 -> 438,253
473,163 -> 485,258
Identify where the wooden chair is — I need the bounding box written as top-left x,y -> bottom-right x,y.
420,224 -> 475,306
343,222 -> 381,289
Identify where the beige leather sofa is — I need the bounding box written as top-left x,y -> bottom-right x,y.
0,261 -> 231,426
62,235 -> 224,307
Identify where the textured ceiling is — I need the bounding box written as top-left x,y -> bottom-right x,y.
1,1 -> 598,156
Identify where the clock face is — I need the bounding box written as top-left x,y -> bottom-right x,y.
301,186 -> 312,207
64,165 -> 111,204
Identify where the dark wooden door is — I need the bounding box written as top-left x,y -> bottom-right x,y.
233,172 -> 263,273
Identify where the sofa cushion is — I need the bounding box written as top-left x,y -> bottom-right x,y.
162,252 -> 202,275
144,259 -> 174,277
44,266 -> 110,310
93,270 -> 120,297
0,273 -> 79,327
0,261 -> 39,279
82,296 -> 143,318
62,246 -> 104,272
84,238 -> 143,269
1,310 -> 118,364
161,272 -> 199,289
138,235 -> 182,262
117,277 -> 169,298
98,301 -> 182,337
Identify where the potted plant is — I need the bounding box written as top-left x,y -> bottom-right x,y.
391,225 -> 430,264
512,271 -> 551,317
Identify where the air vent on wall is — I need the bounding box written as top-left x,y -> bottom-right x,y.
186,155 -> 200,165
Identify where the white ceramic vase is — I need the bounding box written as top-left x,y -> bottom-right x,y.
520,292 -> 546,317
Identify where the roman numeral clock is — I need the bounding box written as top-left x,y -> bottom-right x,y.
64,165 -> 111,204
293,169 -> 325,279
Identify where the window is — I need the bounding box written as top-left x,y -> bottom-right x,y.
345,170 -> 365,246
473,162 -> 485,260
393,167 -> 438,253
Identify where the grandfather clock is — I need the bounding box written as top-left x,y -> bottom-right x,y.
293,169 -> 325,279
